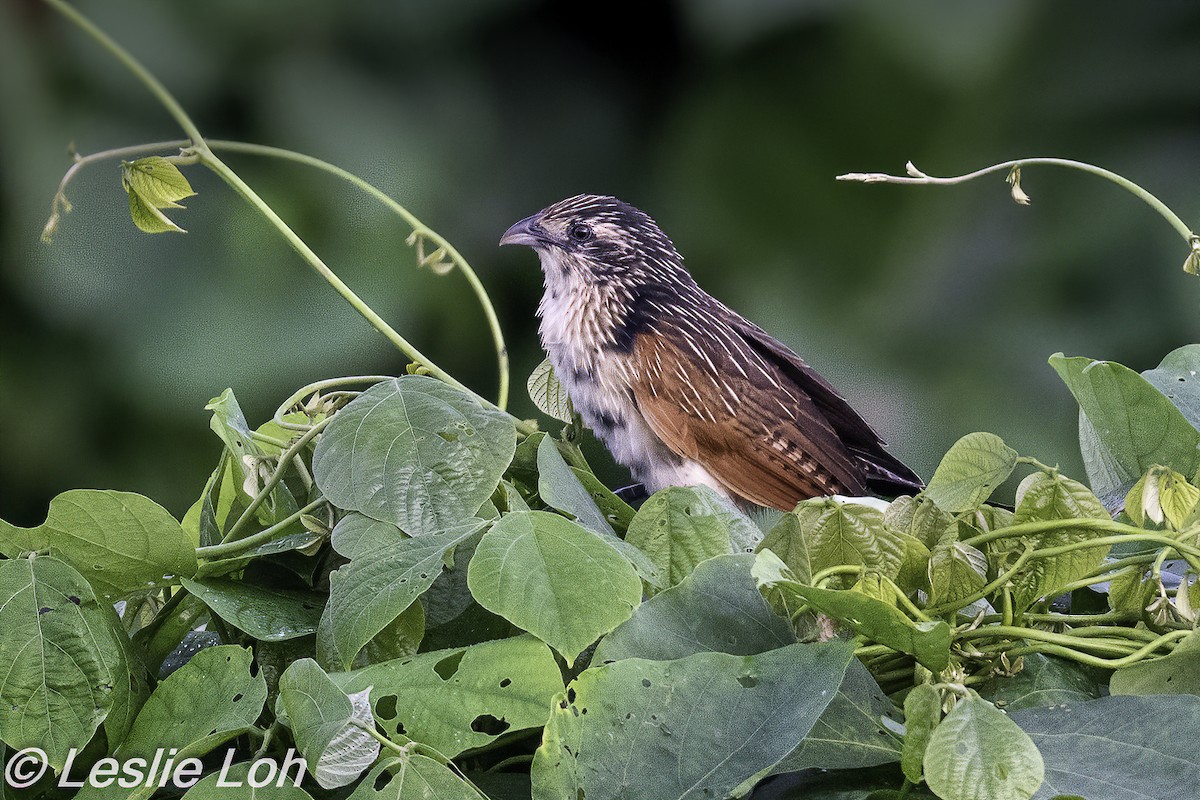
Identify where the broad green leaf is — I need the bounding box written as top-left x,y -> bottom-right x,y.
771,659 -> 902,773
312,376 -> 516,535
1109,630 -> 1200,695
531,641 -> 853,800
771,498 -> 905,584
349,756 -> 485,800
122,156 -> 196,206
924,696 -> 1043,800
626,487 -> 735,589
1005,472 -> 1111,609
978,653 -> 1103,710
467,511 -> 641,664
1011,695 -> 1200,800
1106,565 -> 1153,615
593,553 -> 794,663
279,659 -> 379,789
885,495 -> 954,549
571,467 -> 637,532
537,434 -> 614,534
753,551 -> 951,671
181,577 -> 324,641
528,358 -> 573,423
924,432 -> 1018,513
900,683 -> 941,783
1051,353 -> 1200,507
926,540 -> 987,610
321,514 -> 484,668
334,635 -> 563,758
0,557 -> 142,770
1140,344 -> 1200,432
759,510 -> 816,583
74,646 -> 266,800
180,762 -> 313,799
0,489 -> 197,600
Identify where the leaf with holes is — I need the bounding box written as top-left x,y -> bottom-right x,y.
312,376 -> 516,535
527,358 -> 573,423
531,641 -> 853,800
279,659 -> 379,789
320,514 -> 485,669
180,762 -> 313,799
0,556 -> 144,770
468,511 -> 642,664
349,755 -> 485,800
1141,344 -> 1200,431
333,635 -> 562,758
0,489 -> 196,600
923,432 -> 1018,513
923,696 -> 1043,800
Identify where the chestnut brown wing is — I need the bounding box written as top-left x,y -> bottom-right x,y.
629,329 -> 866,510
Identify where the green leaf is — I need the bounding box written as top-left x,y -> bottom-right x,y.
1109,630 -> 1200,696
537,434 -> 615,534
531,641 -> 853,800
180,762 -> 313,799
1140,344 -> 1200,432
73,646 -> 266,799
753,551 -> 951,671
527,358 -> 573,423
180,576 -> 325,641
334,635 -> 563,758
900,683 -> 941,783
770,498 -> 905,584
1106,565 -> 1153,615
127,187 -> 185,233
977,653 -> 1102,710
1004,472 -> 1111,610
571,467 -> 637,532
1125,465 -> 1200,528
923,696 -> 1043,800
923,432 -> 1018,513
772,659 -> 903,773
312,376 -> 516,535
321,514 -> 485,669
122,156 -> 196,206
1011,695 -> 1200,800
885,495 -> 955,549
926,539 -> 987,610
279,659 -> 379,789
625,487 -> 736,589
1051,353 -> 1200,508
0,556 -> 143,770
349,756 -> 485,800
593,553 -> 794,663
467,511 -> 641,664
0,489 -> 197,600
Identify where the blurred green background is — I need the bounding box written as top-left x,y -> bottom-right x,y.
3,0 -> 1198,525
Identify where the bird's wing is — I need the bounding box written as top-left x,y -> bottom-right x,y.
629,325 -> 867,510
719,309 -> 924,495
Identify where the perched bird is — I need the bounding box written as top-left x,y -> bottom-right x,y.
500,194 -> 922,511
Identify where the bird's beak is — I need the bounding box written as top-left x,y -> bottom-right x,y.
499,214 -> 547,247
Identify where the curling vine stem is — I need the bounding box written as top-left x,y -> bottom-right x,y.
837,157 -> 1197,247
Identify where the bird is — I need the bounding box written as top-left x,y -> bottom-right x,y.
500,194 -> 922,511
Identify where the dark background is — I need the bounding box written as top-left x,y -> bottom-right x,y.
3,0 -> 1199,525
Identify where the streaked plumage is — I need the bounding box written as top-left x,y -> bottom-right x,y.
501,194 -> 922,510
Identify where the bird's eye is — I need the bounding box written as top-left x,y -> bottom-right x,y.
568,223 -> 593,243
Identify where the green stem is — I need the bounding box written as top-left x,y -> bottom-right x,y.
983,630 -> 1188,669
1022,611 -> 1137,624
206,139 -> 510,410
958,625 -> 1146,656
196,497 -> 327,561
811,564 -> 864,587
837,157 -> 1197,247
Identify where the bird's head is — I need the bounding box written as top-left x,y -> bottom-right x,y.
500,194 -> 686,286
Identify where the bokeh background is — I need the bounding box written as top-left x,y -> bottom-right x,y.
3,0 -> 1199,525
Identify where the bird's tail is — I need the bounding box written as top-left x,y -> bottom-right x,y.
852,446 -> 924,498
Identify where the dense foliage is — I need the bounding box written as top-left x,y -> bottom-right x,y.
5,4 -> 1200,799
